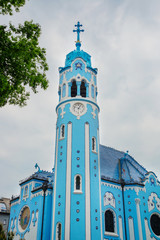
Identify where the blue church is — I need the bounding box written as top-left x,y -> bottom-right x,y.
9,22 -> 160,240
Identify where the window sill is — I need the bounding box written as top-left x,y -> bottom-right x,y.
105,232 -> 118,237
92,150 -> 97,154
74,191 -> 82,194
59,137 -> 65,141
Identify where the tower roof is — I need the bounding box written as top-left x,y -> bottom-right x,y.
59,22 -> 98,73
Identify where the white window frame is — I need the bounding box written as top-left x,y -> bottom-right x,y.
56,222 -> 62,240
74,174 -> 82,193
92,137 -> 96,153
104,209 -> 118,236
60,124 -> 65,139
23,185 -> 29,197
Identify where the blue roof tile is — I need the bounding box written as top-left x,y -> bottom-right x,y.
100,144 -> 147,183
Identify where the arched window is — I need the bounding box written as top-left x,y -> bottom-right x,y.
80,80 -> 86,97
56,222 -> 62,240
92,137 -> 96,152
105,210 -> 115,233
24,186 -> 28,196
62,84 -> 66,98
91,84 -> 94,98
71,80 -> 77,97
74,175 -> 82,192
60,124 -> 65,139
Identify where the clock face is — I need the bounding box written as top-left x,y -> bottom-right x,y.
72,103 -> 85,115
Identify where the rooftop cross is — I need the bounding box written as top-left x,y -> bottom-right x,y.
73,21 -> 84,51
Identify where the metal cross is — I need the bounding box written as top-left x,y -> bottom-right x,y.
73,21 -> 84,50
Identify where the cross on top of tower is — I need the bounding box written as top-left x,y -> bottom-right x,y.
73,21 -> 84,51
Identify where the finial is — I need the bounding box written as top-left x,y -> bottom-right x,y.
73,21 -> 84,51
124,150 -> 129,159
35,163 -> 42,172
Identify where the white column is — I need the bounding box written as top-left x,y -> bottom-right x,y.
51,128 -> 59,240
85,123 -> 91,240
118,216 -> 123,240
135,198 -> 143,240
97,128 -> 103,240
128,217 -> 135,240
65,122 -> 72,240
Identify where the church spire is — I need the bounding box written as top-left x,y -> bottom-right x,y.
73,21 -> 84,51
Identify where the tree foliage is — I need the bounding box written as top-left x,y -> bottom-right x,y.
0,0 -> 49,107
0,224 -> 6,240
7,231 -> 14,240
0,0 -> 26,15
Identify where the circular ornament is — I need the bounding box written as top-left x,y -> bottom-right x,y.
19,206 -> 30,230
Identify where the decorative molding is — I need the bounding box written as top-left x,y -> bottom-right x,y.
124,186 -> 146,195
11,199 -> 20,207
91,105 -> 96,119
30,190 -> 43,199
102,182 -> 122,190
104,192 -> 115,208
148,192 -> 160,212
60,104 -> 66,118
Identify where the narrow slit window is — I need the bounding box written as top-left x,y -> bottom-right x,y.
56,223 -> 62,240
92,137 -> 96,152
60,125 -> 65,139
80,80 -> 86,97
105,210 -> 115,233
71,80 -> 77,97
76,176 -> 80,190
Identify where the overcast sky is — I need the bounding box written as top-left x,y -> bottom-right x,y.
1,0 -> 160,197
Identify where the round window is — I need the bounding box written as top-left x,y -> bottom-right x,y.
150,213 -> 160,236
19,206 -> 30,230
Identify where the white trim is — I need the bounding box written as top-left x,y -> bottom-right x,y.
60,124 -> 65,140
97,129 -> 103,240
105,232 -> 118,237
51,128 -> 59,240
104,209 -> 117,235
135,199 -> 143,240
56,222 -> 62,240
92,136 -> 96,152
85,123 -> 91,240
118,216 -> 123,240
65,122 -> 72,240
128,217 -> 135,240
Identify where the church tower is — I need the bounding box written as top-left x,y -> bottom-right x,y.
51,22 -> 102,240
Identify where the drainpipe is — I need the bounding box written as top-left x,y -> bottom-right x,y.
41,182 -> 48,240
119,159 -> 128,240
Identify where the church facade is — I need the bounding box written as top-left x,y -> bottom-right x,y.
8,22 -> 160,240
